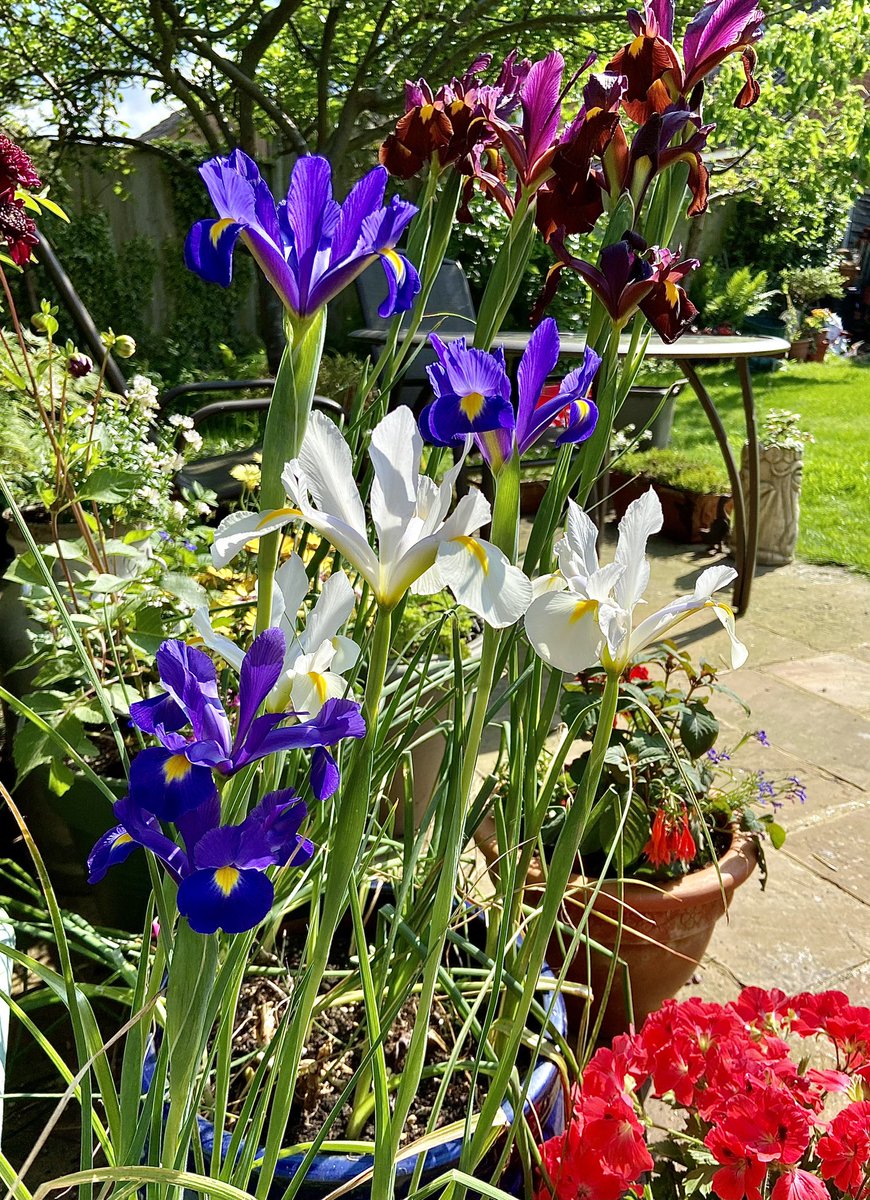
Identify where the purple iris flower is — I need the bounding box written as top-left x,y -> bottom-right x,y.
89,789 -> 313,935
419,318 -> 600,473
184,151 -> 421,320
127,628 -> 365,821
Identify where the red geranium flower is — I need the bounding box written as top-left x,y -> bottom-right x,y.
706,1126 -> 767,1200
770,1168 -> 829,1200
733,987 -> 792,1025
816,1101 -> 870,1194
717,1087 -> 813,1165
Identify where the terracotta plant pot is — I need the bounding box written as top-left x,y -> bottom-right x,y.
811,333 -> 828,363
476,827 -> 757,1041
788,339 -> 811,362
609,472 -> 732,545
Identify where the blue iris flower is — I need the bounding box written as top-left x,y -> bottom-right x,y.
419,317 -> 601,473
88,789 -> 314,935
184,150 -> 421,320
127,628 -> 365,821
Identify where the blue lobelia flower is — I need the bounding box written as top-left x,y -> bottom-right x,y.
184,150 -> 421,321
127,628 -> 365,821
419,317 -> 601,473
88,789 -> 314,935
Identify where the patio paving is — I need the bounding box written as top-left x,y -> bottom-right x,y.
637,539 -> 870,1007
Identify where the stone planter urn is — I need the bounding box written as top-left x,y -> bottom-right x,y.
742,442 -> 804,565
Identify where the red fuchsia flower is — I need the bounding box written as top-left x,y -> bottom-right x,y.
643,805 -> 697,868
769,1169 -> 829,1200
605,0 -> 763,125
0,133 -> 41,202
816,1101 -> 870,1195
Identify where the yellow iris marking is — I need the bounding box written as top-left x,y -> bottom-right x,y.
379,248 -> 406,282
307,671 -> 328,703
420,103 -> 436,122
163,754 -> 192,783
214,866 -> 240,896
209,217 -> 235,247
585,106 -> 603,119
459,391 -> 485,420
256,506 -> 300,530
628,34 -> 646,56
707,599 -> 734,619
453,536 -> 489,574
569,599 -> 598,624
664,280 -> 680,308
113,832 -> 134,847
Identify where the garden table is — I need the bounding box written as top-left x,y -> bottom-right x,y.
352,327 -> 790,615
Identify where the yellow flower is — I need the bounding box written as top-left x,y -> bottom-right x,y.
229,462 -> 261,491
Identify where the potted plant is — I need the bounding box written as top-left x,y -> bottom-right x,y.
781,264 -> 844,360
801,307 -> 834,362
482,640 -> 802,1039
0,7 -> 776,1187
740,409 -> 814,566
695,264 -> 778,334
534,988 -> 870,1200
609,448 -> 732,544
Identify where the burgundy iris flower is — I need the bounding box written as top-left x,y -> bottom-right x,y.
419,318 -> 600,472
88,789 -> 314,935
184,151 -> 420,320
606,0 -> 763,122
534,235 -> 698,344
126,629 -> 365,820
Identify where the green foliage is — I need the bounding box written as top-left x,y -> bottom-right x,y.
619,448 -> 731,496
781,265 -> 845,310
709,0 -> 870,272
666,360 -> 870,574
694,265 -> 777,331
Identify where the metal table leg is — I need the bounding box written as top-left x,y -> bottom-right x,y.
676,359 -> 746,611
735,357 -> 760,615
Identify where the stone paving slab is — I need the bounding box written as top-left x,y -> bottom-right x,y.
699,852 -> 870,995
766,652 -> 870,718
784,808 -> 870,904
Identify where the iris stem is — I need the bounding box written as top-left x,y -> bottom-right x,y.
252,605 -> 392,1199
255,308 -> 326,635
457,669 -> 622,1187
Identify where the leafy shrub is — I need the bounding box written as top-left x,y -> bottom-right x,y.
695,265 -> 777,331
619,448 -> 731,495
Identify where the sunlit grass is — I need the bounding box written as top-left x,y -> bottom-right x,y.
665,358 -> 870,575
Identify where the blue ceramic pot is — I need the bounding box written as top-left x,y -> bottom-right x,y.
144,920 -> 566,1199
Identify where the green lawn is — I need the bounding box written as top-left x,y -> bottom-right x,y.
663,359 -> 870,575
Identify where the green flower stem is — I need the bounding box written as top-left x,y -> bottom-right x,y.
161,921 -> 219,1198
473,199 -> 537,352
255,308 -> 326,634
458,669 -> 622,1185
383,463 -> 520,1196
252,605 -> 392,1200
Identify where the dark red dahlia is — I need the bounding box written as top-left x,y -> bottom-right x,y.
0,198 -> 39,265
0,133 -> 41,202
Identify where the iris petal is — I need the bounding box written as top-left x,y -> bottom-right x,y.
178,867 -> 274,935
184,219 -> 244,288
128,746 -> 218,822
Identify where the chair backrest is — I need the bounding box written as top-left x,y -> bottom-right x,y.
356,258 -> 477,334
